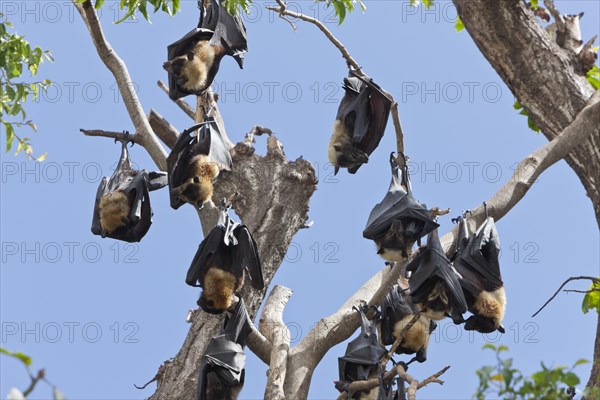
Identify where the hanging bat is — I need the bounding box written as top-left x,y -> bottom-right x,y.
196,298 -> 252,400
336,306 -> 388,400
380,284 -> 437,365
186,203 -> 263,314
329,70 -> 392,175
163,0 -> 247,100
91,135 -> 167,243
408,229 -> 468,324
363,153 -> 439,261
451,212 -> 506,333
167,118 -> 232,210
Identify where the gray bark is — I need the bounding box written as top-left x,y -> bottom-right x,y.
149,139 -> 317,399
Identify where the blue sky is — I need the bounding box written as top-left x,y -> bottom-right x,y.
1,1 -> 599,399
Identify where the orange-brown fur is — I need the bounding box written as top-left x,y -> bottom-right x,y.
176,155 -> 220,206
167,41 -> 220,92
473,287 -> 506,325
393,315 -> 431,352
202,268 -> 239,311
98,191 -> 130,233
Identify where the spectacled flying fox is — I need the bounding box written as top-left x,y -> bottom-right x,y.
91,134 -> 167,243
186,203 -> 263,314
163,0 -> 247,100
167,118 -> 232,210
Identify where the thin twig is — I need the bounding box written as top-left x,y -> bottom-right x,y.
532,276 -> 600,317
79,129 -> 139,143
381,314 -> 420,368
563,288 -> 600,294
157,80 -> 195,120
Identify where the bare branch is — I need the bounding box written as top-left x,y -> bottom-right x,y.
148,109 -> 179,150
564,289 -> 600,294
157,80 -> 195,120
532,276 -> 600,317
79,129 -> 137,143
260,285 -> 293,400
73,0 -> 167,170
246,324 -> 272,365
381,314 -> 420,367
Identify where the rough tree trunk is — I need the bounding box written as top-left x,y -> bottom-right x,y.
453,0 -> 600,394
149,139 -> 317,399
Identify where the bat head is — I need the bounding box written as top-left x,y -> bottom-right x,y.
198,293 -> 228,315
174,176 -> 214,209
464,314 -> 504,334
329,143 -> 369,173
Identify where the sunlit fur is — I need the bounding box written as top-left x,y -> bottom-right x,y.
473,286 -> 506,325
393,315 -> 431,353
98,191 -> 130,233
328,120 -> 350,165
164,40 -> 217,92
175,155 -> 219,207
353,370 -> 380,400
201,268 -> 239,312
375,238 -> 406,262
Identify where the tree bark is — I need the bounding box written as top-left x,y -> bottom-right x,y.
453,0 -> 600,394
453,0 -> 599,226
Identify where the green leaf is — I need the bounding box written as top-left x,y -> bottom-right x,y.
95,0 -> 105,9
482,343 -> 497,351
573,359 -> 589,368
513,100 -> 523,110
563,372 -> 580,387
422,0 -> 432,9
586,65 -> 600,89
530,0 -> 539,10
36,152 -> 47,162
0,347 -> 32,366
455,16 -> 464,32
582,280 -> 600,314
4,122 -> 15,152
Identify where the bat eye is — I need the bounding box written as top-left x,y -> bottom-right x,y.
193,176 -> 201,183
187,51 -> 195,61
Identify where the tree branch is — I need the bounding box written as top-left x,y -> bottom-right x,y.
532,276 -> 600,317
73,0 -> 167,170
260,285 -> 293,400
283,89 -> 599,399
157,80 -> 195,120
147,109 -> 179,150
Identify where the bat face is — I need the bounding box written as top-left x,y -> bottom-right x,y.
199,266 -> 242,314
91,141 -> 167,243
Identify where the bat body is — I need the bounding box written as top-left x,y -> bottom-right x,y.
196,299 -> 252,400
408,229 -> 468,324
164,0 -> 247,99
167,119 -> 232,210
91,136 -> 167,242
363,154 -> 438,261
337,306 -> 387,400
329,71 -> 392,175
452,215 -> 506,333
186,207 -> 263,314
380,285 -> 436,364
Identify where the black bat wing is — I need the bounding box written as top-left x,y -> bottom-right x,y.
147,171 -> 168,191
339,307 -> 386,382
364,156 -> 438,240
409,230 -> 467,313
185,225 -> 227,287
350,72 -> 393,157
380,285 -> 414,346
91,177 -> 110,236
461,217 -> 503,291
200,0 -> 247,68
197,337 -> 246,400
167,123 -> 211,209
232,225 -> 264,290
166,28 -> 214,100
203,117 -> 233,171
108,172 -> 153,243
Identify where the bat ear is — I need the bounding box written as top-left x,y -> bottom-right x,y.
578,11 -> 584,18
187,51 -> 195,61
497,324 -> 506,333
334,166 -> 340,175
333,145 -> 342,152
